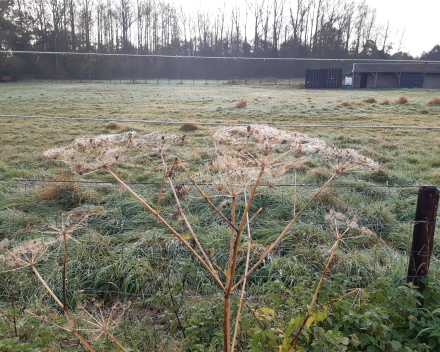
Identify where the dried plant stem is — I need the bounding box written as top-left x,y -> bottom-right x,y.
288,289 -> 362,350
245,303 -> 264,329
242,208 -> 262,229
164,157 -> 222,288
231,194 -> 252,352
224,197 -> 236,352
226,197 -> 236,290
227,170 -> 264,294
309,230 -> 348,310
11,289 -> 18,337
29,265 -> 96,352
105,330 -> 128,352
156,163 -> 167,213
232,172 -> 339,291
31,265 -> 64,308
167,279 -> 186,338
62,231 -> 67,309
176,158 -> 238,231
288,229 -> 356,351
104,165 -> 226,292
25,309 -> 70,331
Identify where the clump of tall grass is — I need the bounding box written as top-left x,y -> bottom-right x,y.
234,98 -> 247,108
107,121 -> 119,129
427,97 -> 440,105
395,96 -> 409,104
378,99 -> 390,105
338,101 -> 351,107
180,123 -> 199,131
43,125 -> 378,352
363,98 -> 376,104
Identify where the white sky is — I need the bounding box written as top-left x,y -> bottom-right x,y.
365,0 -> 439,56
171,0 -> 440,57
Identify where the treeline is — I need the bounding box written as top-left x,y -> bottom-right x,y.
0,0 -> 439,79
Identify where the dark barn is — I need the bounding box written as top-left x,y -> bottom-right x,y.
305,68 -> 343,88
351,63 -> 440,89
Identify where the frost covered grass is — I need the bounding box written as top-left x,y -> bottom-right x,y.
1,82 -> 440,184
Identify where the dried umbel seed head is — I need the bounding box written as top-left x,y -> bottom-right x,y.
44,131 -> 186,174
0,237 -> 58,269
325,210 -> 358,229
212,125 -> 330,178
78,301 -> 131,341
319,146 -> 379,172
0,238 -> 9,250
362,227 -> 373,236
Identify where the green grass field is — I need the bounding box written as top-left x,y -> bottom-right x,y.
1,82 -> 440,351
1,82 -> 440,183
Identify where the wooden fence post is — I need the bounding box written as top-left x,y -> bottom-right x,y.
407,186 -> 439,291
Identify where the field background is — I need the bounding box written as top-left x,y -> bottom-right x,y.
1,81 -> 440,183
1,81 -> 440,351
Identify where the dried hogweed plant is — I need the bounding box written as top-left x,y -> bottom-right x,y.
287,210 -> 371,350
0,216 -> 99,351
43,125 -> 378,352
76,299 -> 131,351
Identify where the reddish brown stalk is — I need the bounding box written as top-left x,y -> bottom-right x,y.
62,230 -> 67,310
224,197 -> 236,352
156,163 -> 167,213
232,172 -> 339,292
226,197 -> 236,290
176,158 -> 238,232
227,170 -> 264,294
11,290 -> 17,337
104,165 -> 226,293
30,265 -> 96,352
105,330 -> 128,352
31,265 -> 64,308
231,193 -> 253,352
310,238 -> 345,309
224,296 -> 231,352
166,169 -> 223,289
288,289 -> 361,350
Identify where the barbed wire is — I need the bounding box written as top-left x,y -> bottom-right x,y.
1,178 -> 435,188
2,114 -> 440,130
2,50 -> 440,63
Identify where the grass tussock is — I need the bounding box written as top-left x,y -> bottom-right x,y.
180,123 -> 199,131
107,121 -> 119,129
235,98 -> 247,108
419,109 -> 430,114
338,101 -> 351,107
395,96 -> 409,104
427,97 -> 440,105
363,98 -> 376,104
378,99 -> 390,105
38,179 -> 88,209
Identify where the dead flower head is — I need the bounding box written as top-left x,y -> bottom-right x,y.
77,301 -> 131,341
0,237 -> 58,270
209,125 -> 329,195
325,210 -> 372,245
44,131 -> 186,174
318,147 -> 379,173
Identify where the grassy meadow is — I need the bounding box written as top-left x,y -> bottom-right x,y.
1,81 -> 440,351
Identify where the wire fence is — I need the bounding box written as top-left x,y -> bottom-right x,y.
1,177 -> 439,349
10,77 -> 301,86
2,114 -> 440,130
1,178 -> 438,278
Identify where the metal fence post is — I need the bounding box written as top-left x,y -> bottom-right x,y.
407,186 -> 439,291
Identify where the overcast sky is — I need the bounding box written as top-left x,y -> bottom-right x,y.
171,0 -> 439,57
366,0 -> 439,56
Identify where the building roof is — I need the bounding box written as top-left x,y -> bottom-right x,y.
353,63 -> 440,73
